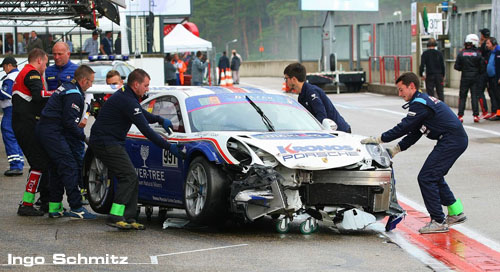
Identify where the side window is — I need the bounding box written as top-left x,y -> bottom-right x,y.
142,96 -> 185,133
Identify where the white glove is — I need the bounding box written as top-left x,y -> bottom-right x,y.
360,136 -> 383,144
386,144 -> 401,158
84,136 -> 90,145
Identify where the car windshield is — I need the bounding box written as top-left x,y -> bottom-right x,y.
187,93 -> 324,132
88,64 -> 113,83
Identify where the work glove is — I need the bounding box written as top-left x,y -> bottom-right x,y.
360,136 -> 383,144
386,144 -> 401,158
162,118 -> 173,134
169,144 -> 186,160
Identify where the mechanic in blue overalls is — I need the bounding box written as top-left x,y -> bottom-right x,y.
36,65 -> 96,219
0,56 -> 24,176
283,62 -> 351,133
90,68 -> 184,230
361,72 -> 467,234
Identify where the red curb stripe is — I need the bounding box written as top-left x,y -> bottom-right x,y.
396,201 -> 500,271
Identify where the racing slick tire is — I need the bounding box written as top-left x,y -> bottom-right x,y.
184,156 -> 229,225
83,149 -> 114,214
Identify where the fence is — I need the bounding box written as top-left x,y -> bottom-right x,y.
369,55 -> 413,85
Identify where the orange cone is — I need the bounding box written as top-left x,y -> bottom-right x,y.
281,82 -> 290,93
226,68 -> 233,86
220,69 -> 227,86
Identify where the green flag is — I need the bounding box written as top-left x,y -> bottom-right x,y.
423,7 -> 429,33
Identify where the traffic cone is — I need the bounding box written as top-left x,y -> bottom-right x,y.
220,69 -> 227,86
226,68 -> 233,86
281,82 -> 290,92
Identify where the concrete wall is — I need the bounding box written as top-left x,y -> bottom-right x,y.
239,60 -> 319,77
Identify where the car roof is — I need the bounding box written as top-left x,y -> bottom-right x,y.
147,86 -> 284,98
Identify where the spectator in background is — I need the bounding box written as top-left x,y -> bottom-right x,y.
5,34 -> 14,54
44,35 -> 56,55
100,31 -> 113,55
230,49 -> 241,85
217,51 -> 229,85
419,38 -> 445,101
164,54 -> 177,86
27,31 -> 43,52
191,51 -> 209,86
478,28 -> 494,119
64,35 -> 74,53
17,33 -> 26,54
114,32 -> 121,55
486,37 -> 500,121
172,53 -> 187,85
82,30 -> 99,56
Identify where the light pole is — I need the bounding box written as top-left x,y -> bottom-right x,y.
226,38 -> 238,54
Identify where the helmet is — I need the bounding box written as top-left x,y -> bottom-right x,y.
465,34 -> 479,47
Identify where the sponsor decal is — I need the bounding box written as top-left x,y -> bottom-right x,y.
135,168 -> 165,182
140,145 -> 149,168
71,103 -> 80,112
29,75 -> 40,80
311,93 -> 318,100
408,111 -> 416,116
162,149 -> 178,167
47,76 -> 55,80
277,144 -> 359,161
251,133 -> 335,140
133,108 -> 141,115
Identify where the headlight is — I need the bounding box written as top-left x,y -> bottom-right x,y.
249,145 -> 279,168
227,138 -> 252,165
365,144 -> 391,168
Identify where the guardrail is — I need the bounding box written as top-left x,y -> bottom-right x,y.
369,55 -> 413,85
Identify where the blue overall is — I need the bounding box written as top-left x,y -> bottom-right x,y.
0,68 -> 24,170
298,82 -> 351,133
381,91 -> 468,222
36,81 -> 86,209
45,61 -> 79,91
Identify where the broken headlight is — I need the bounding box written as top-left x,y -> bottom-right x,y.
365,144 -> 391,168
249,146 -> 279,168
227,138 -> 252,165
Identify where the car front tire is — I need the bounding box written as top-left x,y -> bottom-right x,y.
184,156 -> 228,224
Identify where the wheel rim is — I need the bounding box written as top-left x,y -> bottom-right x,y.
88,157 -> 110,204
185,163 -> 208,216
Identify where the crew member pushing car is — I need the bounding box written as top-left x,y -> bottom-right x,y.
283,62 -> 351,133
36,65 -> 97,219
89,68 -> 184,230
361,72 -> 467,234
12,49 -> 51,215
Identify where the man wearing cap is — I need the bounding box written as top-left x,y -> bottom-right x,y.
82,31 -> 99,56
478,28 -> 493,119
0,56 -> 24,176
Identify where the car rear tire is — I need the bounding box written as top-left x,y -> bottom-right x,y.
83,150 -> 114,214
184,156 -> 228,225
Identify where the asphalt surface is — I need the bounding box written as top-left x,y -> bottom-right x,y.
1,77 -> 499,271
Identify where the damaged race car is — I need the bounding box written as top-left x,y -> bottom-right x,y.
83,86 -> 404,234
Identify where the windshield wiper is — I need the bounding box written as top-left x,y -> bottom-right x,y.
245,96 -> 275,132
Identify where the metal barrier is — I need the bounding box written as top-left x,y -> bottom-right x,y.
368,56 -> 383,83
369,55 -> 413,85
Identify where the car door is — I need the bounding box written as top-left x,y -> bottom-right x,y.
126,95 -> 185,207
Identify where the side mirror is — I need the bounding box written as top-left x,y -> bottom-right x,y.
322,118 -> 337,131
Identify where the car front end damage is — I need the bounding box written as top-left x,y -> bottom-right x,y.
223,132 -> 405,233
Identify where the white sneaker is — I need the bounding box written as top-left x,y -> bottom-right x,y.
446,213 -> 467,226
418,219 -> 449,234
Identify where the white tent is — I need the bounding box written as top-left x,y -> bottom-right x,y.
163,24 -> 212,53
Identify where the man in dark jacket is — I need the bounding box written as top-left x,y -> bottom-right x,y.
36,65 -> 97,219
12,48 -> 50,216
477,28 -> 491,118
230,50 -> 241,84
361,72 -> 467,234
217,51 -> 229,85
90,69 -> 185,230
419,38 -> 445,101
454,34 -> 485,123
284,62 -> 351,133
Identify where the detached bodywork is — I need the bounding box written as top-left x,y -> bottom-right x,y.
83,86 -> 403,233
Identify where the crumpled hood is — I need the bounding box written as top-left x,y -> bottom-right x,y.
232,132 -> 367,170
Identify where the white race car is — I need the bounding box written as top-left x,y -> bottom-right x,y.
83,86 -> 403,233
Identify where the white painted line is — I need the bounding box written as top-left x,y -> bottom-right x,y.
150,244 -> 249,263
398,194 -> 500,253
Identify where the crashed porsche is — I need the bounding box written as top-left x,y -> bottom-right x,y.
83,86 -> 404,233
